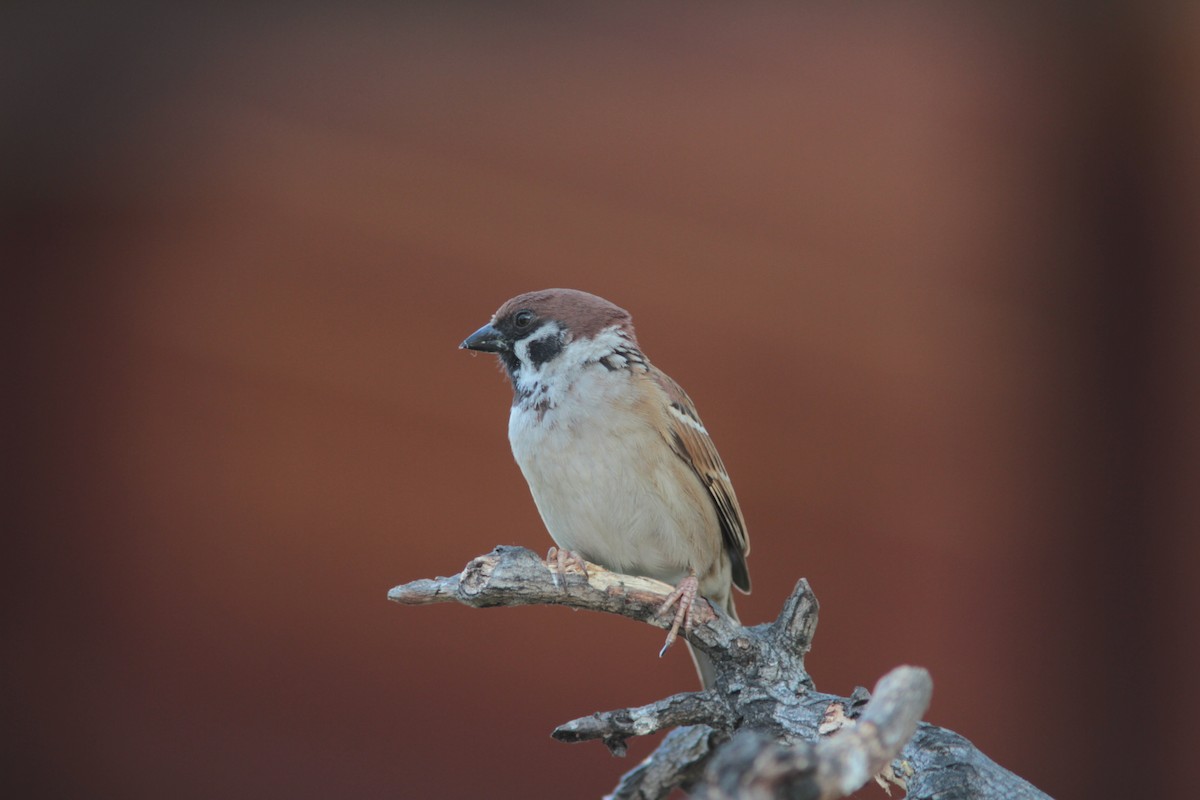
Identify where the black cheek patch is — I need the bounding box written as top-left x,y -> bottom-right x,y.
527,335 -> 564,367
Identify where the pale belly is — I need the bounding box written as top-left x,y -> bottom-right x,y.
509,401 -> 721,588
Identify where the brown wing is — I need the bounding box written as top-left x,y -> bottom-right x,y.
651,370 -> 751,593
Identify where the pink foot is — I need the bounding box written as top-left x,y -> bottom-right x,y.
657,572 -> 702,656
546,547 -> 589,589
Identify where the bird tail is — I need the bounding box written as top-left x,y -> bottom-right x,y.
688,592 -> 737,690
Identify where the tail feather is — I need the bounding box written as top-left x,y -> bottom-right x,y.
687,592 -> 737,690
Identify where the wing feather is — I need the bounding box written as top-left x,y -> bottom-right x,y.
650,370 -> 751,593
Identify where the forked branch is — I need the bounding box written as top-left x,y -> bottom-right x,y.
390,546 -> 1049,800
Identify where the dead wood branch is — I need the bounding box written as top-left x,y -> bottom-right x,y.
389,546 -> 1049,800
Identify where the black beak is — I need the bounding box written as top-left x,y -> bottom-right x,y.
460,323 -> 508,353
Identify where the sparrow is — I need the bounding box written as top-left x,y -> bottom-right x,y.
459,288 -> 750,689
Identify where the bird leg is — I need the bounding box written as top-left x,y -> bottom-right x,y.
545,546 -> 589,590
656,571 -> 701,656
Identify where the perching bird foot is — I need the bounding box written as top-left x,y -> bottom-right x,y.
657,572 -> 702,656
546,547 -> 589,590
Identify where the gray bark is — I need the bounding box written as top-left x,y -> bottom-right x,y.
389,545 -> 1050,800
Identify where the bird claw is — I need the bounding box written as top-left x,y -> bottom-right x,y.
546,547 -> 589,590
656,573 -> 701,656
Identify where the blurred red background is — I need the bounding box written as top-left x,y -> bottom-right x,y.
6,4 -> 1198,798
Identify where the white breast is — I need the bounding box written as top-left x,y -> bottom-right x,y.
508,359 -> 719,586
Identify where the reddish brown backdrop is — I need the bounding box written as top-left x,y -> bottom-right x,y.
7,4 -> 1199,799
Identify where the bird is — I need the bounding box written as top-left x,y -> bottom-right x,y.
459,288 -> 750,689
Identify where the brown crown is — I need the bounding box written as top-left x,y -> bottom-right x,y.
494,288 -> 635,341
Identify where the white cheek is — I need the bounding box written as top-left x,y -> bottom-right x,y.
511,324 -> 640,411
512,322 -> 563,393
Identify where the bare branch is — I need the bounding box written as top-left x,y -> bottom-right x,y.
817,666 -> 932,797
691,666 -> 931,800
553,691 -> 735,756
388,545 -> 715,631
606,726 -> 724,800
390,547 -> 1050,800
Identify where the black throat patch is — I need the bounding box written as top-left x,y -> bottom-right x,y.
498,350 -> 521,380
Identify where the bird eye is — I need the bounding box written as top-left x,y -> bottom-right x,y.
513,310 -> 534,329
